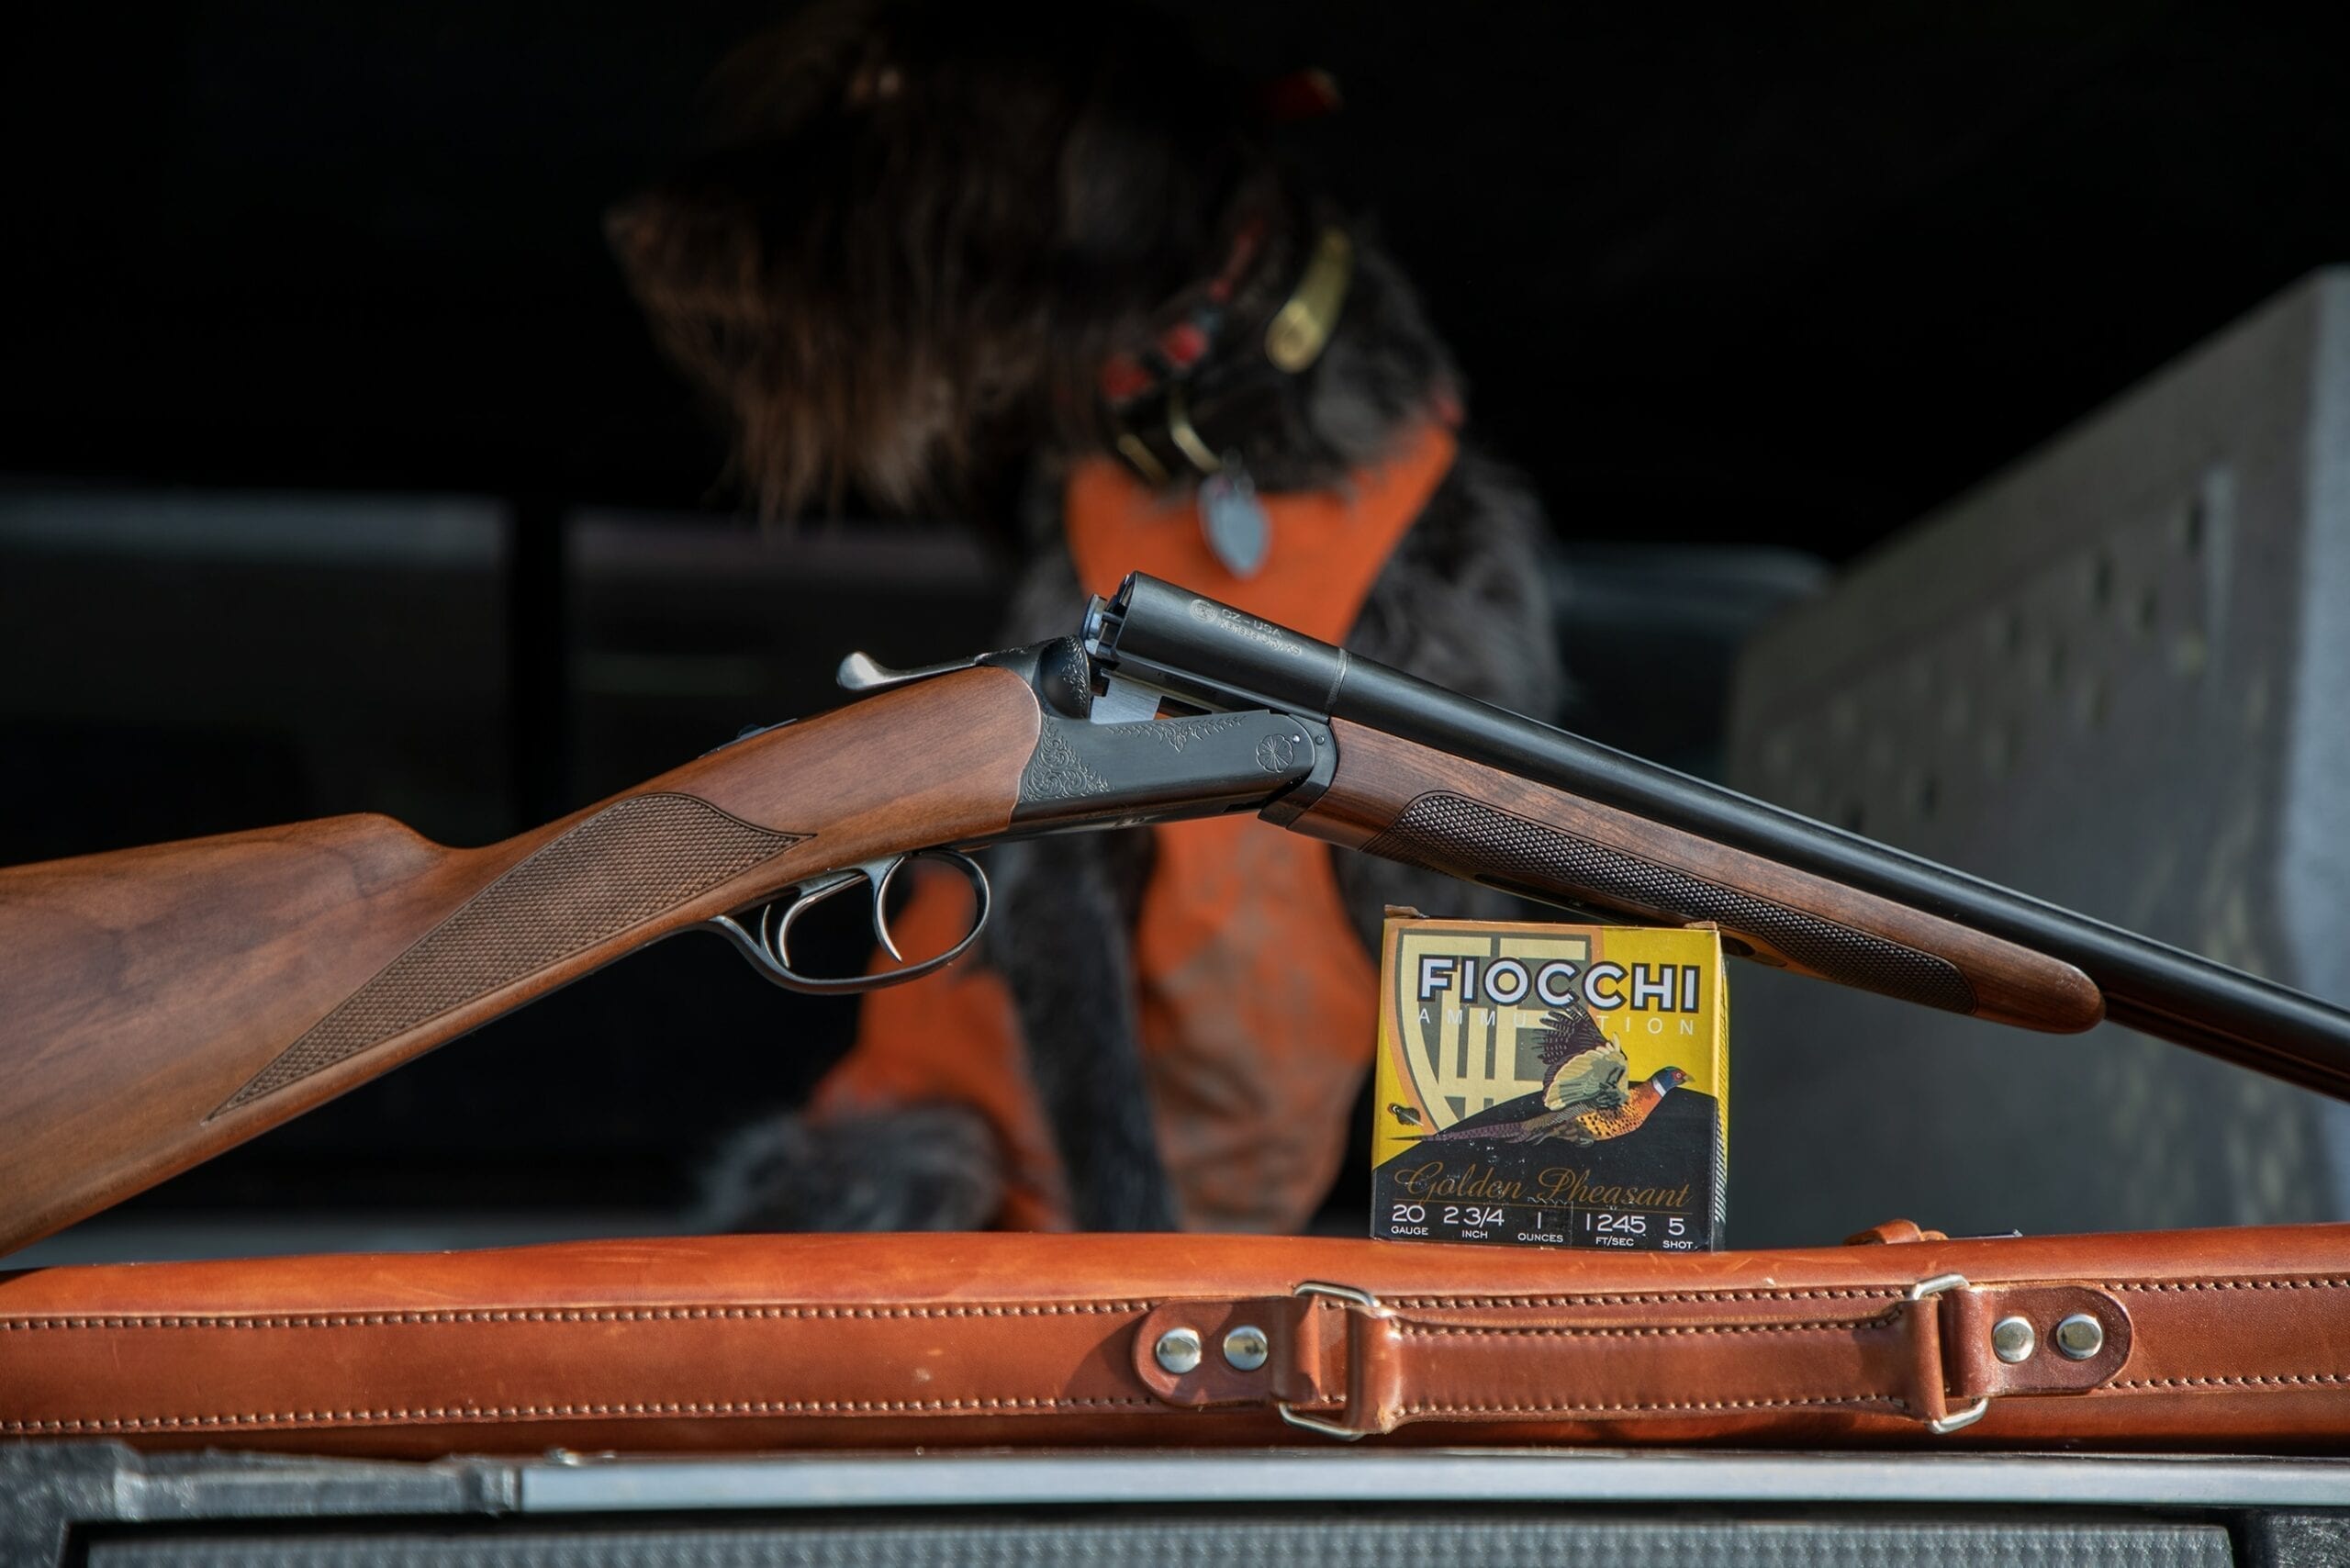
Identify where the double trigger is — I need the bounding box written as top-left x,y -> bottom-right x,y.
702,633 -> 1315,995
704,848 -> 990,995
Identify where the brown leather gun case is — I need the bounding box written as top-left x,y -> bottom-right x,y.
5,1223 -> 2346,1457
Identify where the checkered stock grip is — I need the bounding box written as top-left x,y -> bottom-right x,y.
217,794 -> 805,1114
1360,790 -> 1978,1014
1290,718 -> 2103,1035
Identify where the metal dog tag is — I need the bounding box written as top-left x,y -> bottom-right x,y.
1200,457 -> 1270,578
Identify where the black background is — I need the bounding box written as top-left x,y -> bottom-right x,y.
11,4 -> 2350,544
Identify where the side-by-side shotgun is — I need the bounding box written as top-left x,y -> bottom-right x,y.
5,572 -> 2347,1253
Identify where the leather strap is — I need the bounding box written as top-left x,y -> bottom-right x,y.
1846,1217 -> 1950,1245
6,1226 -> 2344,1457
1133,1273 -> 2132,1438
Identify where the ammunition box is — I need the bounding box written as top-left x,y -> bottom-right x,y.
1371,915 -> 1728,1251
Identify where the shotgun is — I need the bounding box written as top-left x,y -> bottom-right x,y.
5,573 -> 2346,1253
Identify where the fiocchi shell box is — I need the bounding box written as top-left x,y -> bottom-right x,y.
1370,914 -> 1728,1251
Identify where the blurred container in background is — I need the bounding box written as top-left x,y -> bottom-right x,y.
1728,269 -> 2350,1243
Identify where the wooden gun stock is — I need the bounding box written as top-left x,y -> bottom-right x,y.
1290,721 -> 2106,1034
0,666 -> 1041,1255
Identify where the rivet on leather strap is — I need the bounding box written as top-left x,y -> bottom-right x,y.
1132,1282 -> 1402,1437
1133,1270 -> 2133,1441
1942,1279 -> 2133,1403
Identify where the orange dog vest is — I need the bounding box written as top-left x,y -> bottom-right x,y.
812,423 -> 1459,1230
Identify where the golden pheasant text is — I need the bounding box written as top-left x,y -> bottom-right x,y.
1389,1159 -> 1693,1212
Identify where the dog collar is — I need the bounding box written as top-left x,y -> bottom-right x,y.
1097,222 -> 1355,487
1062,418 -> 1457,643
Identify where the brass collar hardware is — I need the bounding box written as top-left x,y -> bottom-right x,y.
1113,428 -> 1171,487
1264,227 -> 1354,375
1164,383 -> 1223,476
1101,224 -> 1357,487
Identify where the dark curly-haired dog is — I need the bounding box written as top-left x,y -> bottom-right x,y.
613,0 -> 1562,1233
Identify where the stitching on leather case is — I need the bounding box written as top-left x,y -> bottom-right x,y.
1401,1393 -> 1906,1417
3,1394 -> 1157,1435
1394,1274 -> 2350,1312
2113,1373 -> 2350,1390
2105,1277 -> 2350,1293
1395,1316 -> 1893,1338
0,1301 -> 1159,1331
1383,1289 -> 1907,1308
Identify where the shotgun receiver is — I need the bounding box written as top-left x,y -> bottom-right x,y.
5,573 -> 2347,1253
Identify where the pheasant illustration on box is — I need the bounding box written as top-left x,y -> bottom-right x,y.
1420,1002 -> 1691,1146
1370,915 -> 1728,1251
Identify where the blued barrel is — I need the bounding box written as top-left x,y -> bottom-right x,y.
1089,572 -> 2350,1098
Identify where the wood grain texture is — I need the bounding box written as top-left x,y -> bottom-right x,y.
1294,719 -> 2105,1034
0,665 -> 1041,1255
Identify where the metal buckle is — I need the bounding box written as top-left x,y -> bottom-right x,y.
1275,1281 -> 1385,1440
1908,1272 -> 1988,1434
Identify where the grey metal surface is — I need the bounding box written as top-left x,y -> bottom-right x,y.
2242,1512 -> 2350,1568
1726,267 -> 2350,1243
0,1443 -> 514,1568
517,1449 -> 2350,1513
14,1443 -> 2342,1568
86,1516 -> 2235,1568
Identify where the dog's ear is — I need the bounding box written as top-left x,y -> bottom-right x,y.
604,177 -> 767,407
606,178 -> 821,515
607,185 -> 722,306
604,176 -> 765,322
607,165 -> 987,521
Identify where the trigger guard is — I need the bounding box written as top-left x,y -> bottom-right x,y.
704,848 -> 991,996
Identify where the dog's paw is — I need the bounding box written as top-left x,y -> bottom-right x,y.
697,1103 -> 1005,1233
